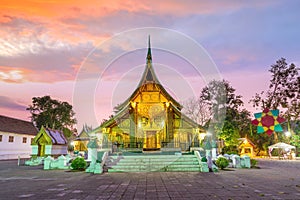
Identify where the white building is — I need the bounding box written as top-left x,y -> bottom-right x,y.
0,115 -> 38,160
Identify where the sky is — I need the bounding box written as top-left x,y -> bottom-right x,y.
0,0 -> 299,129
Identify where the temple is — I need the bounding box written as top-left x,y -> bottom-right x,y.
99,37 -> 204,152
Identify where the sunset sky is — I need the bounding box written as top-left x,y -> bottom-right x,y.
1,0 -> 299,129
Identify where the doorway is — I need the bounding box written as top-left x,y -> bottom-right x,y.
144,131 -> 159,150
38,145 -> 45,156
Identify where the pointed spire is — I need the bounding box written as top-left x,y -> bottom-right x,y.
147,35 -> 152,62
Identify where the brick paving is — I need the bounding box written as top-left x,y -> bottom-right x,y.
0,159 -> 300,199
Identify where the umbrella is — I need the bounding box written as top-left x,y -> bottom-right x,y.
268,142 -> 296,159
268,142 -> 296,149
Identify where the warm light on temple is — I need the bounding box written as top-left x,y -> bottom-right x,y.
166,102 -> 170,107
131,102 -> 136,108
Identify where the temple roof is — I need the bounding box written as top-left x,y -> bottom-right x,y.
99,36 -> 204,130
137,36 -> 160,86
78,124 -> 92,137
74,124 -> 91,141
115,36 -> 182,111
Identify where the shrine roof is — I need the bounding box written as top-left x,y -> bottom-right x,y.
238,138 -> 256,147
45,128 -> 68,145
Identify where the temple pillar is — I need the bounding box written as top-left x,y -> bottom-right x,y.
166,108 -> 174,148
129,106 -> 136,148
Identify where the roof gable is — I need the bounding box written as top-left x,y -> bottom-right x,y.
116,37 -> 182,111
78,124 -> 92,138
238,138 -> 255,147
34,126 -> 67,145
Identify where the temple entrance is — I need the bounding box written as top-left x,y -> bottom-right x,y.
38,144 -> 45,156
144,131 -> 160,151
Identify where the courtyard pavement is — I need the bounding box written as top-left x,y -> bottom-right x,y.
0,159 -> 300,200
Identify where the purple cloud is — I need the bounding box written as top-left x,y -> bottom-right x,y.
0,96 -> 27,111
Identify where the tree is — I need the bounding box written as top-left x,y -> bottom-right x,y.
199,80 -> 245,152
250,58 -> 300,144
250,58 -> 299,119
200,80 -> 244,124
27,96 -> 77,135
182,97 -> 211,126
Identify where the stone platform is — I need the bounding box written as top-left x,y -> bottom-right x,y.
0,159 -> 300,199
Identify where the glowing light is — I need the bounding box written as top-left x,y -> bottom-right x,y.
166,102 -> 170,107
285,131 -> 291,137
199,133 -> 206,140
131,102 -> 136,108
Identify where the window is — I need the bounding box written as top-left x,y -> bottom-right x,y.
8,136 -> 14,143
31,138 -> 34,144
0,135 -> 2,142
23,137 -> 27,143
244,148 -> 251,154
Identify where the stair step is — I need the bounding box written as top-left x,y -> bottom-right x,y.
109,155 -> 196,159
115,162 -> 199,166
117,160 -> 198,165
106,154 -> 200,173
108,167 -> 200,172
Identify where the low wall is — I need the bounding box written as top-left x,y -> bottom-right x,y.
0,152 -> 31,160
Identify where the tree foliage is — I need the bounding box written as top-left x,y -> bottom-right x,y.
27,96 -> 77,132
183,80 -> 247,152
249,58 -> 300,154
215,157 -> 229,170
200,80 -> 244,147
182,97 -> 211,126
250,58 -> 299,120
250,58 -> 300,148
71,157 -> 87,171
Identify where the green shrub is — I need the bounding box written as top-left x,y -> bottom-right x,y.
250,159 -> 258,168
215,157 -> 229,170
71,157 -> 87,171
201,157 -> 207,162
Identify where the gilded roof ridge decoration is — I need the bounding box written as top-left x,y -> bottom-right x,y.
116,37 -> 182,111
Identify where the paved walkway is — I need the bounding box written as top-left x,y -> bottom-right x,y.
0,159 -> 300,200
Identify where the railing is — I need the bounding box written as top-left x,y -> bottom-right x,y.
108,141 -> 201,151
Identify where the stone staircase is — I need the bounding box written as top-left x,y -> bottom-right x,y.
105,154 -> 201,172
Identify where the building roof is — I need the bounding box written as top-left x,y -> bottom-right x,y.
34,126 -> 67,145
115,37 -> 182,111
0,115 -> 38,135
78,124 -> 92,138
238,138 -> 256,147
45,128 -> 68,145
100,37 -> 203,130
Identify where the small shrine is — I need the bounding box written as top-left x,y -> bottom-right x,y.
73,124 -> 92,152
31,126 -> 68,157
238,138 -> 255,158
